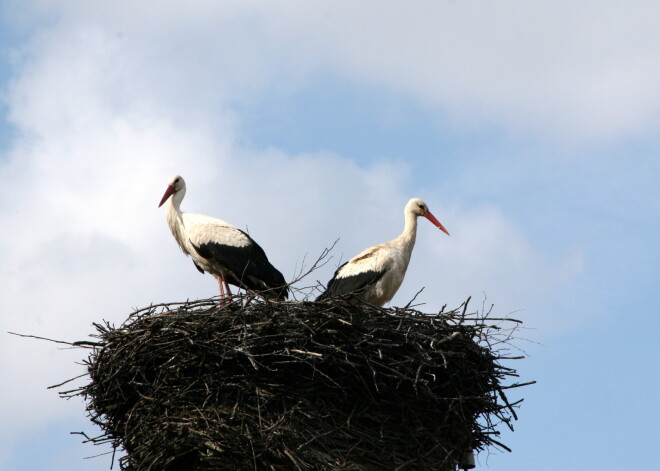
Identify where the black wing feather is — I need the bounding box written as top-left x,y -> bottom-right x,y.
316,261 -> 385,302
193,230 -> 288,300
192,260 -> 205,274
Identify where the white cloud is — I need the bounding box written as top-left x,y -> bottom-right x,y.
15,0 -> 659,141
268,0 -> 660,140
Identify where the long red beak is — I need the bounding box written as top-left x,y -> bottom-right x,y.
424,211 -> 450,236
158,185 -> 176,207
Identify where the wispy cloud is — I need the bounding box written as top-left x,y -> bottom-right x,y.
15,0 -> 658,141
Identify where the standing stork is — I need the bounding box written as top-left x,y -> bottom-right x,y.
158,175 -> 289,300
316,198 -> 449,306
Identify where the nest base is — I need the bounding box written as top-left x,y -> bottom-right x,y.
66,297 -> 526,470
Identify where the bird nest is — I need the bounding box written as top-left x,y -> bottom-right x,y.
58,296 -> 531,471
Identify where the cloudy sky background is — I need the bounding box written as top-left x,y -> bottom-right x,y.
1,1 -> 658,470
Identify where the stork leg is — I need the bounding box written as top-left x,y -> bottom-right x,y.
216,275 -> 226,299
216,274 -> 234,305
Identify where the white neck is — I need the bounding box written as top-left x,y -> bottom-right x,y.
165,190 -> 189,255
394,209 -> 419,261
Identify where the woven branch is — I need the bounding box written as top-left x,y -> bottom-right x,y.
60,295 -> 530,471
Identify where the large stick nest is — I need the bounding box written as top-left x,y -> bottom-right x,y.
62,296 -> 530,471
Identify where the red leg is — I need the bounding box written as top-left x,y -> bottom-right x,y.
217,275 -> 226,299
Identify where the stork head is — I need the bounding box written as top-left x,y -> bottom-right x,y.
407,198 -> 450,236
158,175 -> 186,207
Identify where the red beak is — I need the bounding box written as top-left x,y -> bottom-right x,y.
424,211 -> 450,236
158,185 -> 176,207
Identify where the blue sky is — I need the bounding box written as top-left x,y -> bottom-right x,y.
0,1 -> 658,470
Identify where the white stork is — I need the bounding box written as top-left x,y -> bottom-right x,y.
316,198 -> 449,306
158,175 -> 289,300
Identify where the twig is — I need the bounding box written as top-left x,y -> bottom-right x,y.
47,373 -> 88,389
8,332 -> 75,346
